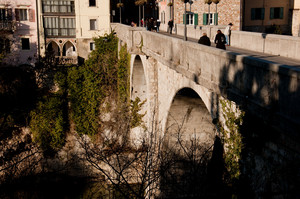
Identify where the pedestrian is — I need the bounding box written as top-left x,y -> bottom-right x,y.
168,19 -> 174,34
156,19 -> 161,32
198,33 -> 211,46
214,30 -> 226,50
224,23 -> 233,46
153,19 -> 157,32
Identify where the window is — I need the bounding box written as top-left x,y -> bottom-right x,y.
89,0 -> 96,7
90,19 -> 97,30
60,18 -> 76,36
90,42 -> 95,51
203,13 -> 217,25
15,9 -> 28,21
21,38 -> 30,50
270,7 -> 283,19
251,8 -> 265,20
42,0 -> 75,13
183,13 -> 198,25
0,38 -> 10,53
44,17 -> 75,36
0,9 -> 12,20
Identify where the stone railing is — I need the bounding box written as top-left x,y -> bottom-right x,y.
167,24 -> 300,60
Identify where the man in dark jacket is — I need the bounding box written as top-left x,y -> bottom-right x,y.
214,30 -> 226,50
168,19 -> 174,34
198,33 -> 211,46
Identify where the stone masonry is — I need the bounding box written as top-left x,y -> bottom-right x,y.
173,0 -> 242,30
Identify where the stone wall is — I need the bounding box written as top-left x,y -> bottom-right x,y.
292,9 -> 300,36
172,0 -> 241,29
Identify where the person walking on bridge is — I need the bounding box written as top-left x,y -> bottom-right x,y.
198,33 -> 211,46
224,23 -> 233,46
214,30 -> 226,50
168,19 -> 174,34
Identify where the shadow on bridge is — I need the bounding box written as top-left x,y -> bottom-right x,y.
215,54 -> 300,198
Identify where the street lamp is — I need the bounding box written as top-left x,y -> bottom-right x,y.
182,0 -> 189,41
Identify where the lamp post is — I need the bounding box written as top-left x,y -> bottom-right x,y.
183,0 -> 189,41
204,0 -> 212,25
189,0 -> 193,12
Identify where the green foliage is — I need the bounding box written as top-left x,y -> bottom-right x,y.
219,99 -> 244,182
130,97 -> 146,129
117,44 -> 130,103
30,94 -> 66,156
29,31 -> 144,153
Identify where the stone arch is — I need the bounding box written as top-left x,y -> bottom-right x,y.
130,54 -> 149,145
130,54 -> 148,104
165,87 -> 216,147
46,40 -> 60,56
62,41 -> 76,56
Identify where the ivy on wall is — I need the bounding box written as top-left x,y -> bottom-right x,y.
219,99 -> 245,182
30,31 -> 144,154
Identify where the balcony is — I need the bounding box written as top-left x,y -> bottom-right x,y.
0,21 -> 14,32
55,56 -> 78,65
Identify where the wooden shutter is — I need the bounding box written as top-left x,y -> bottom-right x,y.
29,9 -> 35,22
270,7 -> 274,19
280,7 -> 284,19
203,13 -> 207,25
194,13 -> 198,25
214,13 -> 218,25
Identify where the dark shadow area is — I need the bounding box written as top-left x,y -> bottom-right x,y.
0,174 -> 102,199
159,136 -> 230,199
0,66 -> 37,140
217,51 -> 300,198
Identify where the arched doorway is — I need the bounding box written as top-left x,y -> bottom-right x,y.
63,41 -> 76,56
47,41 -> 60,56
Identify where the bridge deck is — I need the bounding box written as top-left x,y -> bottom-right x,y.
158,31 -> 300,68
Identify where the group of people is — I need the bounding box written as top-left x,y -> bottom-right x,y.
143,18 -> 161,32
198,23 -> 232,50
130,18 -> 161,32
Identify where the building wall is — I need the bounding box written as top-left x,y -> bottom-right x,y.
0,0 -> 38,65
76,0 -> 110,59
170,0 -> 241,30
292,0 -> 300,36
244,0 -> 291,33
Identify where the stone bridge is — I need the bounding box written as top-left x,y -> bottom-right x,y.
112,23 -> 300,197
114,23 -> 299,135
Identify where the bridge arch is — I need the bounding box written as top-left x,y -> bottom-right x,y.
130,54 -> 148,102
130,54 -> 150,144
164,87 -> 216,147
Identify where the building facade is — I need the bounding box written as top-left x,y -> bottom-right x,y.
243,0 -> 292,34
158,0 -> 242,32
292,0 -> 300,36
0,0 -> 38,65
37,0 -> 110,65
158,0 -> 300,36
